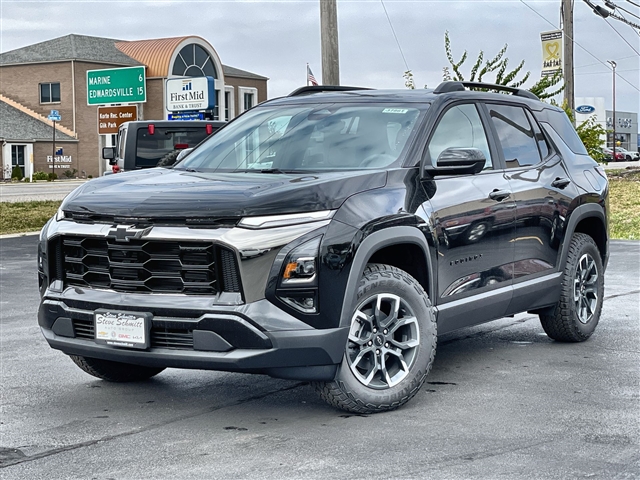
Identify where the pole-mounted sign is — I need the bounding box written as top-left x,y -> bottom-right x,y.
87,66 -> 146,106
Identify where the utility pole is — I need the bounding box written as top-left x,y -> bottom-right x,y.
562,0 -> 575,114
607,60 -> 616,160
320,0 -> 340,85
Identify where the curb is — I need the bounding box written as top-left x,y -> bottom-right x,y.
0,231 -> 40,239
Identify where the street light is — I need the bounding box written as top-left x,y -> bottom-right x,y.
607,60 -> 616,160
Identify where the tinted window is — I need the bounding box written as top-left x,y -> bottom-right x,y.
428,104 -> 492,169
135,127 -> 210,168
488,104 -> 540,168
178,104 -> 425,173
540,108 -> 588,155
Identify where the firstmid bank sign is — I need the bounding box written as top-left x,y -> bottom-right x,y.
166,77 -> 215,112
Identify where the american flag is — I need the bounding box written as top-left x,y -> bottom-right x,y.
307,65 -> 319,86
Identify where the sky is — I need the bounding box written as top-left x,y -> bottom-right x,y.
1,0 -> 638,114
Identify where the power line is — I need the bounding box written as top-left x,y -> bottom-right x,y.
380,0 -> 410,72
575,54 -> 639,68
602,15 -> 640,54
624,0 -> 640,8
519,0 -> 640,92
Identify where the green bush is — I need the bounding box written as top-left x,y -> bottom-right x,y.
63,168 -> 78,179
88,175 -> 93,179
47,172 -> 58,181
33,171 -> 49,181
24,177 -> 31,183
11,166 -> 23,180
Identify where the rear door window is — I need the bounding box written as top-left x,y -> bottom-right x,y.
487,104 -> 541,168
135,127 -> 209,168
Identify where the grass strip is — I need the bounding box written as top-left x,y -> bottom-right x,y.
1,201 -> 60,235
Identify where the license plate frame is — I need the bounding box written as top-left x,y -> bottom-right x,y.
94,310 -> 151,350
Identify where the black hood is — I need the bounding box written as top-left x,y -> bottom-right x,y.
62,168 -> 387,218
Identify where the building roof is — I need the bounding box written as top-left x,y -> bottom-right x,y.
115,37 -> 190,78
0,34 -> 141,66
0,97 -> 76,142
1,34 -> 268,81
222,64 -> 268,81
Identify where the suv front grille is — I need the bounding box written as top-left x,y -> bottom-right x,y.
57,235 -> 240,295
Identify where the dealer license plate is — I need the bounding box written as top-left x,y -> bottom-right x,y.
94,310 -> 151,349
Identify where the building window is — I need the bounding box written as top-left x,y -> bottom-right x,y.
224,88 -> 235,121
40,83 -> 60,103
172,44 -> 217,78
238,87 -> 258,114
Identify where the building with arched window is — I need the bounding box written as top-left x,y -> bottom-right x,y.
0,34 -> 268,178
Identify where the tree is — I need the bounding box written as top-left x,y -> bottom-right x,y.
560,101 -> 607,162
404,32 -> 606,162
441,31 -> 564,100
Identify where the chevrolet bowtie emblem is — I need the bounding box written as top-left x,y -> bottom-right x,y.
108,225 -> 152,242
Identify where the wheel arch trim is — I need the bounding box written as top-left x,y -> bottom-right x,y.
560,203 -> 608,270
339,226 -> 434,328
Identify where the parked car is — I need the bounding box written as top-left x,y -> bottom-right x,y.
614,147 -> 639,162
602,146 -> 625,162
38,82 -> 609,414
102,120 -> 225,174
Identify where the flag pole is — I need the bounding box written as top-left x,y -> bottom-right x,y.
306,63 -> 309,86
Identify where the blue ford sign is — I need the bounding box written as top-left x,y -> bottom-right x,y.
576,105 -> 596,114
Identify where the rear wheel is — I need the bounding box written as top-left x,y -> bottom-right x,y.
314,264 -> 437,413
539,233 -> 604,342
70,355 -> 165,382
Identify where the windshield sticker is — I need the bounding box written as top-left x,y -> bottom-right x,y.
382,108 -> 409,114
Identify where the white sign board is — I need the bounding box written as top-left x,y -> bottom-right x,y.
540,30 -> 563,77
165,77 -> 215,112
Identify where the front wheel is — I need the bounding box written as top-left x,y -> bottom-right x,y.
314,264 -> 437,413
70,355 -> 165,382
539,233 -> 604,342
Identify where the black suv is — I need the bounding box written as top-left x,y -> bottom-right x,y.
37,82 -> 609,413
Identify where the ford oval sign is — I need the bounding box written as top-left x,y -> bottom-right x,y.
576,105 -> 596,114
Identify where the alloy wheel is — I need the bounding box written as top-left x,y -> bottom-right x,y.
574,253 -> 599,324
346,293 -> 420,389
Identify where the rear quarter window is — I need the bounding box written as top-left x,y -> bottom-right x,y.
536,108 -> 588,155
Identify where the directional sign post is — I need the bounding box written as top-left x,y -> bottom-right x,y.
86,66 -> 146,106
47,110 -> 61,176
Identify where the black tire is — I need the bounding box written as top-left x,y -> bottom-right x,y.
69,355 -> 165,382
539,233 -> 604,342
313,264 -> 437,414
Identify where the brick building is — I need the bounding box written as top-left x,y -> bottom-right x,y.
0,34 -> 268,178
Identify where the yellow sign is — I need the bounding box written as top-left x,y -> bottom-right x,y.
540,30 -> 563,77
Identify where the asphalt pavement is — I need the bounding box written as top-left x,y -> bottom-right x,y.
0,236 -> 638,479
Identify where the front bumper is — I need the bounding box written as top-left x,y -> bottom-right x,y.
38,292 -> 347,380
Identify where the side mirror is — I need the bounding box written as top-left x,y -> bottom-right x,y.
176,148 -> 194,163
102,147 -> 115,161
424,148 -> 486,176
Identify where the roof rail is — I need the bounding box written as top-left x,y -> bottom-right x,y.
433,81 -> 539,100
288,85 -> 372,97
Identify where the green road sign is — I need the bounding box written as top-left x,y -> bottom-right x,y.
86,66 -> 146,106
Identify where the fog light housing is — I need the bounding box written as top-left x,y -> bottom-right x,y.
280,291 -> 317,314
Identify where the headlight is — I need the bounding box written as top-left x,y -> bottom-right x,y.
55,205 -> 65,221
277,235 -> 322,314
239,210 -> 334,229
280,236 -> 321,286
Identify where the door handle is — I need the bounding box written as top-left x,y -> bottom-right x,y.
551,177 -> 571,189
489,189 -> 511,201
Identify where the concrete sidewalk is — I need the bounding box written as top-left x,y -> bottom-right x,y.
0,179 -> 88,203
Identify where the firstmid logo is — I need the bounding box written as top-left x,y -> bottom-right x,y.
182,80 -> 192,91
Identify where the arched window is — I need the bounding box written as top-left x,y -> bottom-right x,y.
172,44 -> 217,78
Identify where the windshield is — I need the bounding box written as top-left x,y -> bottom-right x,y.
175,103 -> 426,173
